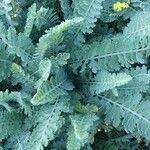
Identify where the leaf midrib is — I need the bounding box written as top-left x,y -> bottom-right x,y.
70,46 -> 150,64
32,79 -> 67,103
99,95 -> 150,125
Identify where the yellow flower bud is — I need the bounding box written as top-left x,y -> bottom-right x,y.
113,1 -> 129,12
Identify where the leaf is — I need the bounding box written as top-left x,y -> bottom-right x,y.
0,110 -> 24,140
35,59 -> 51,88
24,3 -> 37,37
31,70 -> 74,105
0,0 -> 13,25
4,27 -> 35,64
93,93 -> 150,140
36,17 -> 83,59
67,113 -> 99,150
70,11 -> 150,72
4,131 -> 30,150
73,100 -> 98,113
59,0 -> 73,19
50,53 -> 70,73
118,66 -> 150,94
28,100 -> 67,150
35,7 -> 58,30
72,0 -> 104,44
0,90 -> 32,115
82,71 -> 132,95
10,63 -> 34,93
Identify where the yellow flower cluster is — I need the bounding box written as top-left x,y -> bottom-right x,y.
113,1 -> 129,12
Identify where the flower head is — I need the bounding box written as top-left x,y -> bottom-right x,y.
113,1 -> 129,12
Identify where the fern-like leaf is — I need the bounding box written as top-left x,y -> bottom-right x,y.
70,10 -> 150,73
7,27 -> 35,64
10,63 -> 34,93
81,71 -> 132,95
4,131 -> 30,150
35,7 -> 58,30
118,66 -> 150,94
93,92 -> 150,140
50,53 -> 70,73
70,34 -> 150,73
28,99 -> 69,150
73,100 -> 98,113
35,59 -> 51,88
0,110 -> 24,140
59,0 -> 72,19
67,113 -> 99,150
123,11 -> 150,40
31,70 -> 74,105
35,17 -> 83,59
0,41 -> 12,81
0,0 -> 13,25
72,0 -> 104,44
24,3 -> 37,37
0,26 -> 35,65
0,90 -> 32,115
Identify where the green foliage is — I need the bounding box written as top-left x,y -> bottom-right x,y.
67,113 -> 99,150
0,0 -> 13,25
0,40 -> 12,82
31,70 -> 74,105
59,0 -> 72,19
0,110 -> 24,140
4,132 -> 30,150
81,71 -> 132,95
35,59 -> 51,88
73,100 -> 98,113
99,94 -> 150,138
72,0 -> 104,44
50,53 -> 70,72
0,24 -> 35,64
28,101 -> 66,150
36,17 -> 83,59
70,10 -> 150,73
1,0 -> 150,150
24,3 -> 37,37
